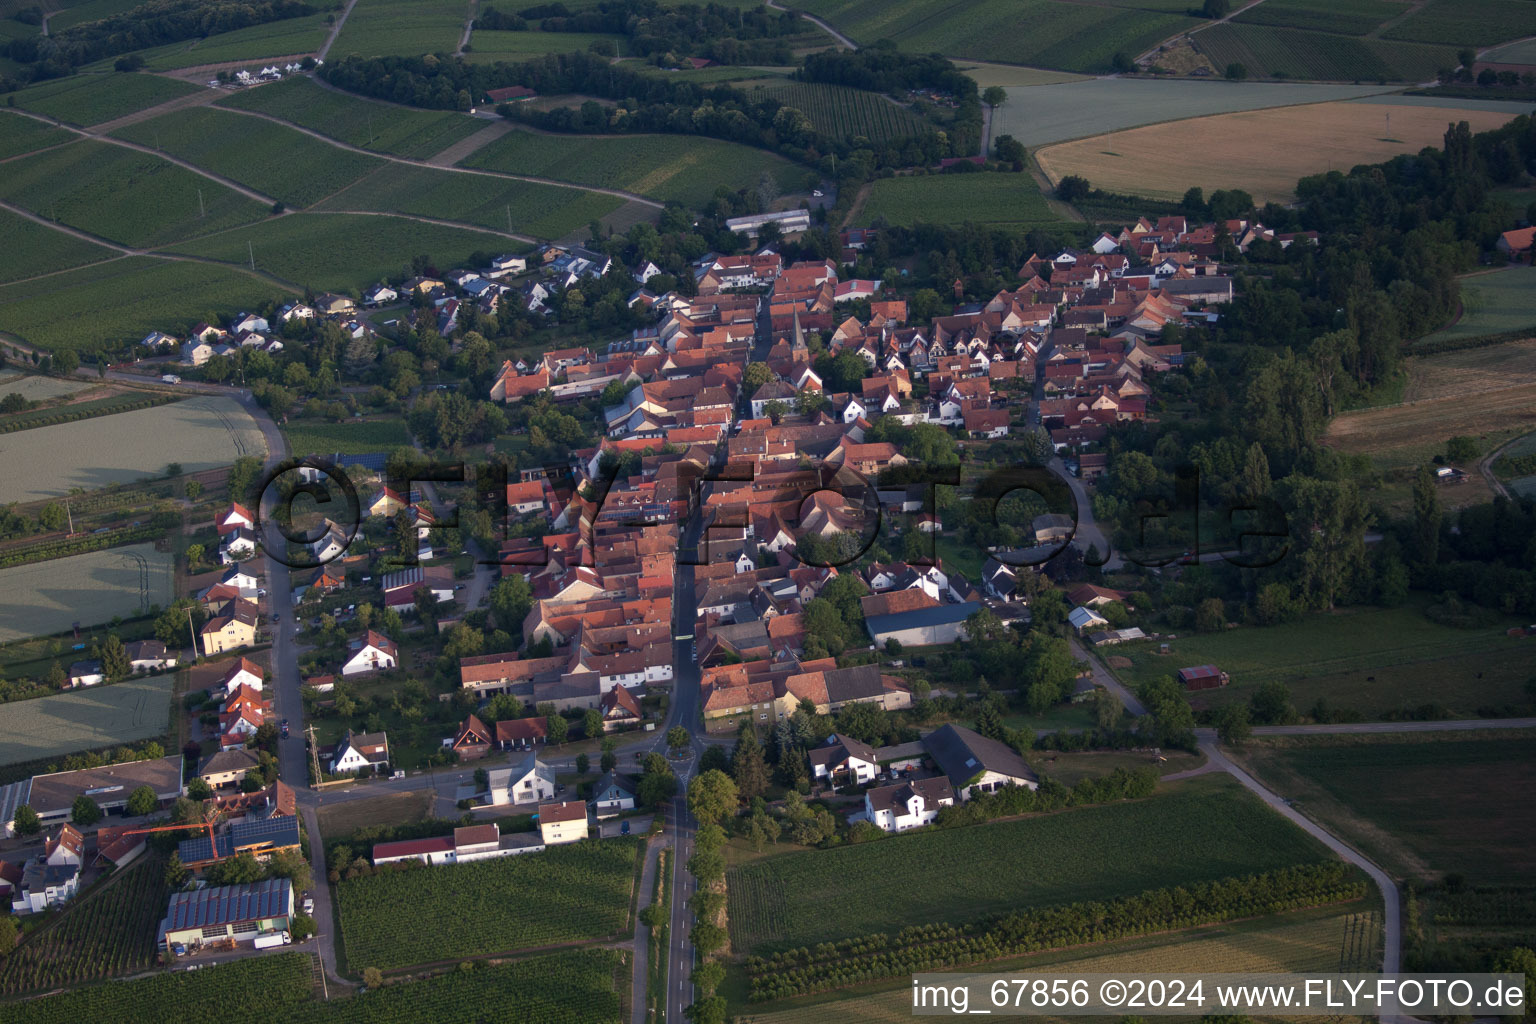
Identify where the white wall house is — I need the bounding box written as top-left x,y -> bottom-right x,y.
863,776 -> 955,833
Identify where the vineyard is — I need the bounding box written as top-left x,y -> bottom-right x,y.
0,208 -> 115,287
1231,0 -> 1404,36
856,172 -> 1060,229
727,778 -> 1328,953
756,83 -> 927,144
1,949 -> 624,1024
6,73 -> 199,127
338,838 -> 640,970
1192,23 -> 1456,81
1383,0 -> 1536,47
0,111 -> 75,162
0,857 -> 169,995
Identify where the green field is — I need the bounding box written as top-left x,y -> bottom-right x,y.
0,678 -> 174,766
727,775 -> 1328,953
0,209 -> 118,285
1417,266 -> 1536,345
857,171 -> 1061,228
1383,0 -> 1536,47
216,76 -> 484,158
1232,0 -> 1407,35
754,81 -> 927,143
314,162 -> 624,241
464,28 -> 628,61
0,140 -> 272,248
134,13 -> 334,69
1237,737 -> 1536,884
1,949 -> 624,1024
0,110 -> 75,160
330,0 -> 466,58
1193,23 -> 1456,81
460,129 -> 809,205
46,0 -> 145,32
1483,36 -> 1536,63
338,838 -> 639,970
5,72 -> 200,126
0,257 -> 283,352
793,0 -> 1198,73
285,417 -> 415,456
113,107 -> 387,207
1110,600 -> 1532,718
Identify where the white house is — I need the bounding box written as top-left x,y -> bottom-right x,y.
1090,232 -> 1120,255
340,631 -> 398,676
330,730 -> 389,774
923,723 -> 1038,801
364,284 -> 399,306
538,801 -> 587,845
590,772 -> 636,819
863,776 -> 955,832
232,313 -> 269,334
1068,605 -> 1109,634
807,734 -> 879,786
67,660 -> 104,688
220,529 -> 256,564
217,656 -> 264,694
10,825 -> 83,914
488,750 -> 557,806
181,340 -> 213,366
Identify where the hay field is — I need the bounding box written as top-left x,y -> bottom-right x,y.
0,374 -> 95,401
0,673 -> 174,765
0,542 -> 173,644
1036,100 -> 1522,202
0,395 -> 267,502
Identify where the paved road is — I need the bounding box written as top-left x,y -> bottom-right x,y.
631,837 -> 667,1024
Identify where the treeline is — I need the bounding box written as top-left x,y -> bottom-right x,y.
3,0 -> 317,79
473,0 -> 799,63
933,767 -> 1158,828
745,862 -> 1365,1000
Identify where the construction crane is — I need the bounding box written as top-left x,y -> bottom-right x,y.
108,819 -> 222,864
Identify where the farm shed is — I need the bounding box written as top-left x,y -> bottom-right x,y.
865,600 -> 983,647
159,878 -> 293,953
1178,664 -> 1229,690
25,755 -> 185,827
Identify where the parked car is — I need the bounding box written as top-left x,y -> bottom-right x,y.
620,820 -> 631,835
812,189 -> 824,197
302,897 -> 315,914
161,374 -> 182,384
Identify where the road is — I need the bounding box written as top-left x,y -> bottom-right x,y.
1068,635 -> 1146,717
764,0 -> 856,48
317,0 -> 360,61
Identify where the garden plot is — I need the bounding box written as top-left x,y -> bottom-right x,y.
0,395 -> 266,503
0,541 -> 173,644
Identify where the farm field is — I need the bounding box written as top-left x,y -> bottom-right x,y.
0,675 -> 174,766
0,141 -> 272,248
0,256 -> 283,352
0,856 -> 168,995
1109,600 -> 1533,717
1400,337 -> 1536,401
956,61 -> 1088,87
754,81 -> 927,143
1231,0 -> 1407,35
990,78 -> 1392,147
337,838 -> 639,970
855,171 -> 1061,227
329,0 -> 466,58
792,0 -> 1197,73
741,905 -> 1367,1022
726,775 -> 1328,953
46,0 -> 145,32
285,417 -> 415,456
1483,37 -> 1536,63
1383,0 -> 1536,46
313,163 -> 625,241
0,395 -> 266,503
1,949 -> 625,1024
1235,737 -> 1536,884
0,110 -> 75,160
0,209 -> 117,285
460,129 -> 809,206
1417,267 -> 1536,345
1033,100 -> 1521,202
0,374 -> 95,401
463,29 -> 628,61
112,107 -> 387,208
165,213 -> 515,291
4,73 -> 199,126
216,77 -> 484,159
135,13 -> 334,70
1192,23 -> 1455,81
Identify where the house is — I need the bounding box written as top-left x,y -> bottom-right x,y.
141,330 -> 178,351
1496,226 -> 1535,262
217,503 -> 256,535
448,714 -> 495,760
381,565 -> 455,611
220,528 -> 256,564
363,284 -> 399,306
489,750 -> 556,805
67,659 -> 103,688
538,800 -> 588,844
865,601 -> 982,647
1178,664 -> 1229,690
201,601 -> 259,656
124,641 -> 175,673
314,292 -> 355,315
807,733 -> 879,786
177,815 -> 301,871
487,253 -> 527,277
599,684 -> 643,730
922,723 -> 1038,800
963,408 -> 1010,438
330,730 -> 390,774
10,826 -> 84,913
495,717 -> 548,750
863,776 -> 955,832
373,824 -> 544,865
1068,605 -> 1109,634
199,747 -> 261,789
217,656 -> 264,694
159,879 -> 292,953
591,772 -> 636,819
341,631 -> 398,676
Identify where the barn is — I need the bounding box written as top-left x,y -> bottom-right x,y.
1178,664 -> 1229,690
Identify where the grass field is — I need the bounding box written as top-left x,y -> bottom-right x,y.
793,0 -> 1197,73
1033,100 -> 1521,203
856,172 -> 1061,228
0,140 -> 272,248
726,775 -> 1328,953
1192,23 -> 1456,81
216,77 -> 484,159
316,790 -> 435,840
165,212 -> 515,291
0,395 -> 266,503
460,129 -> 809,206
1418,267 -> 1536,345
1383,0 -> 1536,47
113,107 -> 387,208
136,13 -> 333,70
314,162 -> 624,241
464,28 -> 628,61
0,374 -> 95,401
330,0 -> 466,58
1110,600 -> 1533,717
1483,36 -> 1536,63
338,838 -> 639,970
956,61 -> 1089,88
0,208 -> 117,285
1236,736 -> 1536,884
0,541 -> 173,644
755,81 -> 927,143
5,72 -> 200,126
0,110 -> 76,160
284,417 -> 415,456
0,256 -> 284,352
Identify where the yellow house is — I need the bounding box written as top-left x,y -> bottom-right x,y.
201,602 -> 259,656
537,801 -> 587,845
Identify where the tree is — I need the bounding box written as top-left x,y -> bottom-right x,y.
13,804 -> 40,836
582,707 -> 604,740
1445,435 -> 1479,464
185,542 -> 206,566
1194,597 -> 1226,633
71,794 -> 101,826
1202,0 -> 1228,16
982,85 -> 1006,109
1248,680 -> 1297,725
742,362 -> 772,396
699,744 -> 730,775
637,755 -> 678,808
601,737 -> 618,773
1412,464 -> 1441,566
38,502 -> 67,531
1057,174 -> 1091,201
575,753 -> 590,775
126,784 -> 158,817
289,914 -> 318,941
546,713 -> 569,745
994,133 -> 1026,169
489,575 -> 533,631
667,726 -> 691,754
1224,61 -> 1247,80
1111,52 -> 1134,73
363,967 -> 384,990
975,700 -> 1006,740
731,727 -> 770,801
1093,687 -> 1124,730
687,770 -> 739,825
1215,703 -> 1251,746
164,852 -> 192,889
